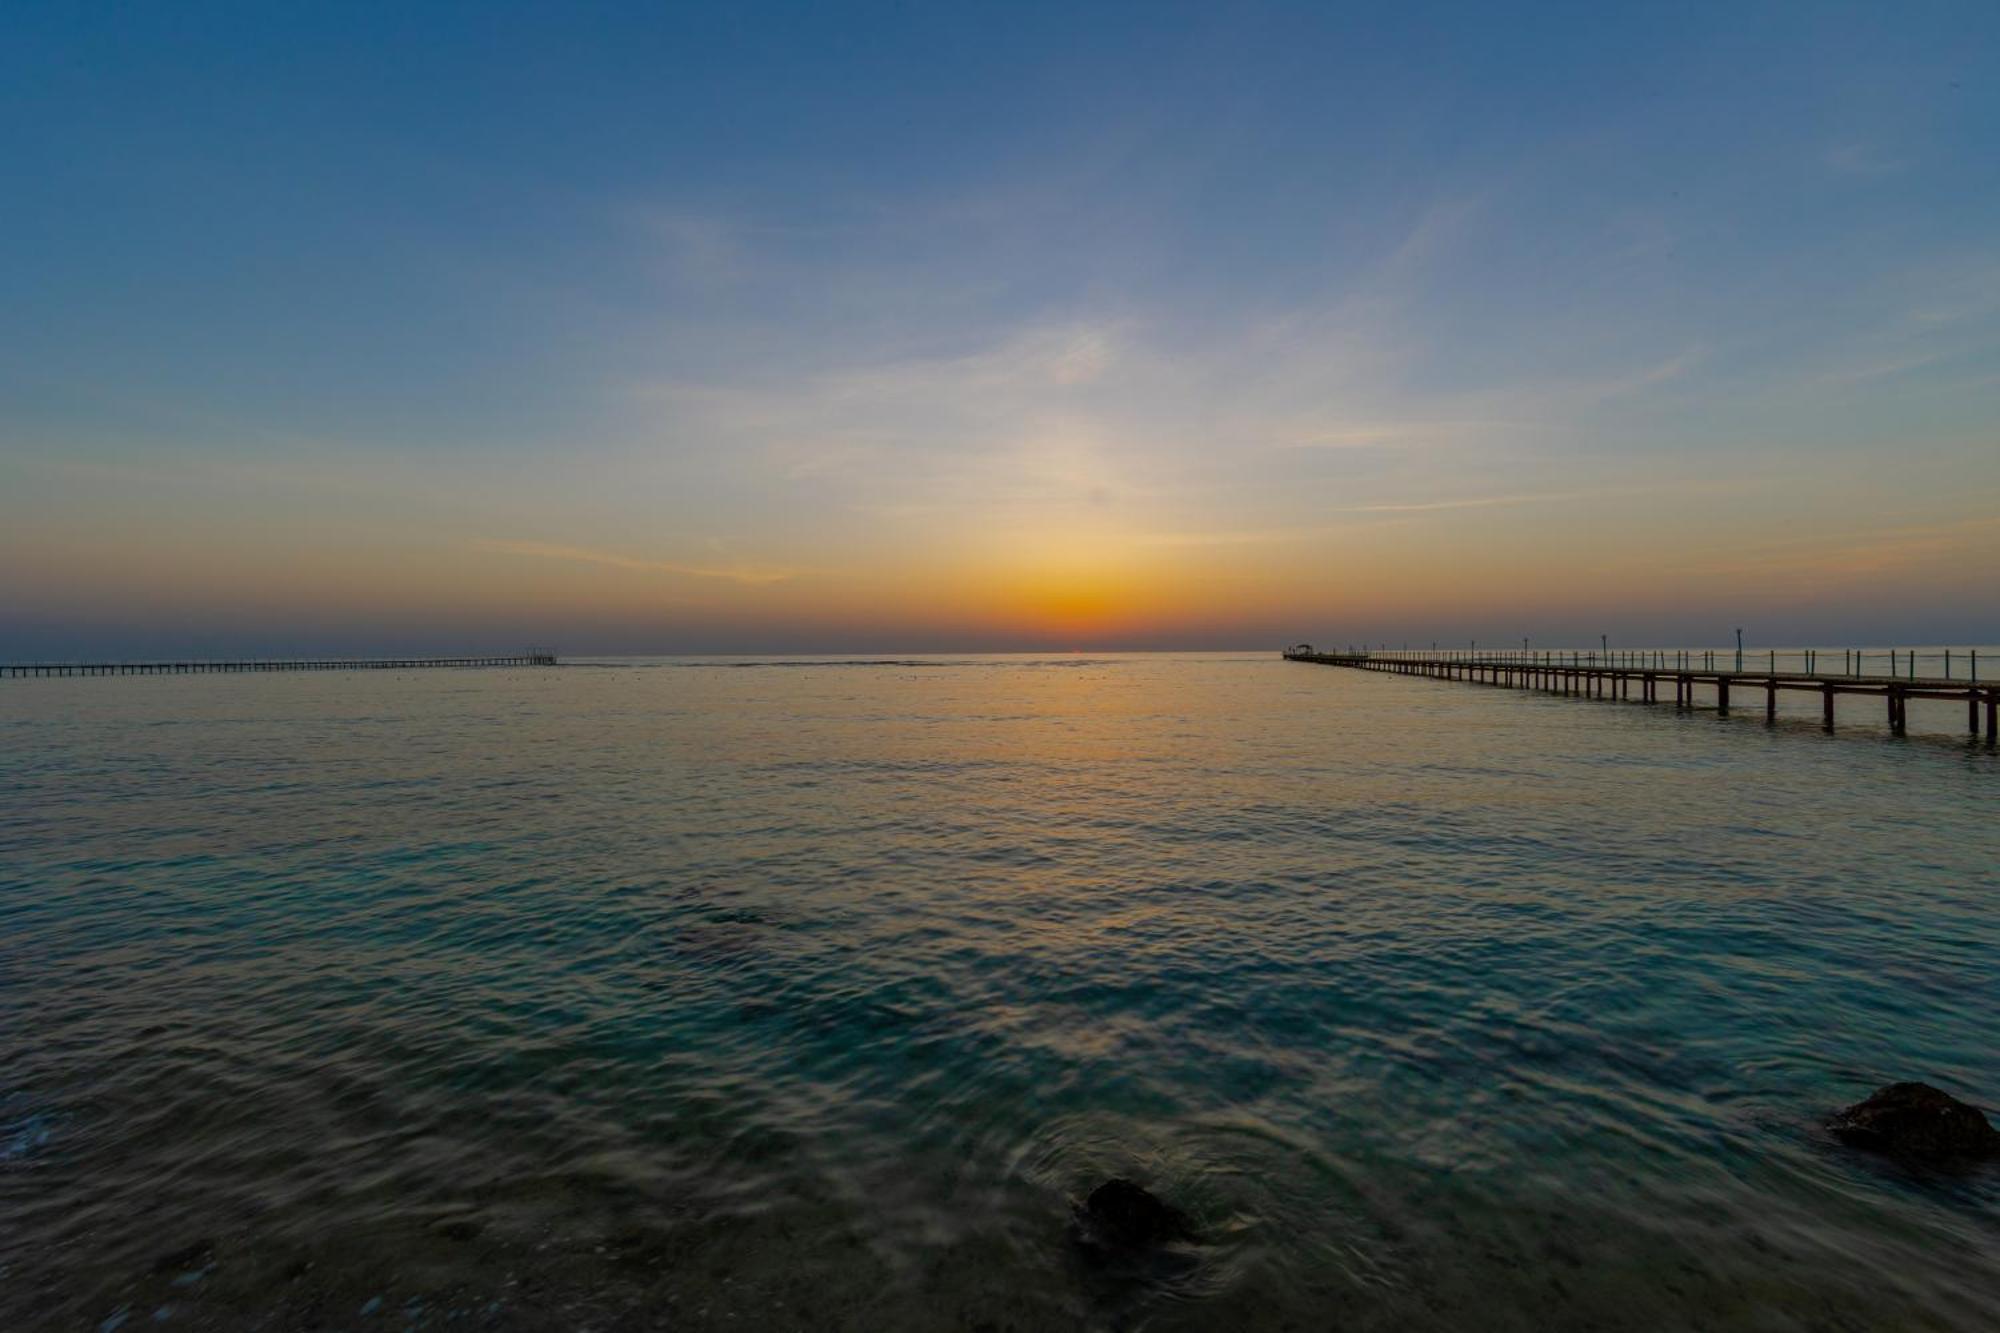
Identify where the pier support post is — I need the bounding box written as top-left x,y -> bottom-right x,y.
1766,682 -> 1776,724
1717,678 -> 1729,715
1823,686 -> 1835,732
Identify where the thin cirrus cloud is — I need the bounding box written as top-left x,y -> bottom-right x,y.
475,540 -> 797,586
1339,492 -> 1590,515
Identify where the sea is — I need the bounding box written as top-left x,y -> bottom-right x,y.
3,652 -> 1996,1330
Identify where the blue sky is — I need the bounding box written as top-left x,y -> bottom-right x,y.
3,2 -> 1997,654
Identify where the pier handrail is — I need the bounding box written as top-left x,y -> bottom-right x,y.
1284,646 -> 1999,742
3,652 -> 558,678
1290,646 -> 1983,684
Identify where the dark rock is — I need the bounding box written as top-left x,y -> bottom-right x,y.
1829,1082 -> 2000,1159
429,1217 -> 481,1242
150,1240 -> 214,1275
1074,1178 -> 1198,1249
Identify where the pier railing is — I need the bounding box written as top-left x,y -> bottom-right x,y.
1299,647 -> 1985,683
1283,647 -> 1998,740
2,652 -> 558,678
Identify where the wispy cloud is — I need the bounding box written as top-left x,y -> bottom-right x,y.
1811,351 -> 1946,387
1126,490 -> 1611,547
1271,421 -> 1514,450
633,209 -> 752,288
632,321 -> 1127,436
1822,141 -> 1905,176
1684,516 -> 2000,583
1785,258 -> 2000,391
1338,491 -> 1588,514
1129,526 -> 1318,548
475,539 -> 796,585
1558,346 -> 1705,404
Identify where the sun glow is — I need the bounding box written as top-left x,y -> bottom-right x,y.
959,528 -> 1168,639
1002,574 -> 1130,635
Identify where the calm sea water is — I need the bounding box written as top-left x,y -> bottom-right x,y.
3,653 -> 1996,1331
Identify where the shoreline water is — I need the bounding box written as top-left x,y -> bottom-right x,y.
4,654 -> 1996,1329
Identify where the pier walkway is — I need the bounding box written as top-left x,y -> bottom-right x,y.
3,653 -> 557,679
1284,649 -> 1998,741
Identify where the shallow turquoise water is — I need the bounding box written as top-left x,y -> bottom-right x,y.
2,653 -> 1996,1330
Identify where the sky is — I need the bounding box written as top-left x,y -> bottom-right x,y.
3,1 -> 1997,656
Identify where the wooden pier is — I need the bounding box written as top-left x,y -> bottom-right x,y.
3,652 -> 557,679
1284,649 -> 1998,742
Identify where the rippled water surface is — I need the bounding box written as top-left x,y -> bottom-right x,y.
3,654 -> 1997,1330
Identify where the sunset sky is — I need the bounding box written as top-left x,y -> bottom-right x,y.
4,3 -> 1997,655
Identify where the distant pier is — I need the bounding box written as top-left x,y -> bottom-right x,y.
1284,648 -> 1997,742
3,652 -> 557,679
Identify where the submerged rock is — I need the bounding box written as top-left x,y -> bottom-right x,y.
1829,1082 -> 2000,1159
149,1240 -> 214,1276
1073,1178 -> 1198,1250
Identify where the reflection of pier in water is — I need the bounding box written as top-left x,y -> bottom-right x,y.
1284,648 -> 1998,742
3,653 -> 558,678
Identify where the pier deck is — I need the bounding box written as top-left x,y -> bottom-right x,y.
3,653 -> 557,678
1284,650 -> 1998,742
